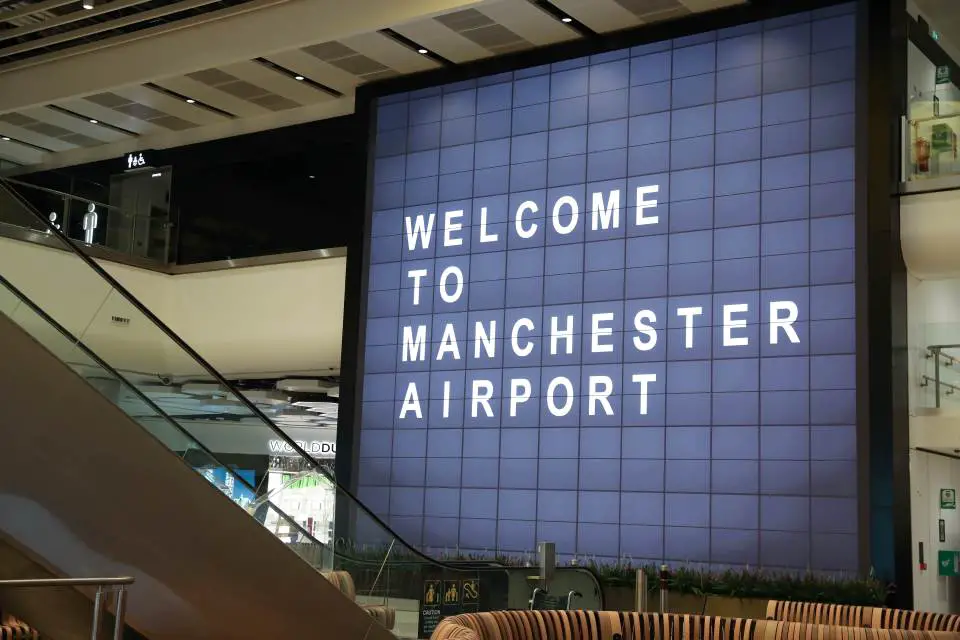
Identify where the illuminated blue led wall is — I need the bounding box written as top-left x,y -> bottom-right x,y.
359,4 -> 858,571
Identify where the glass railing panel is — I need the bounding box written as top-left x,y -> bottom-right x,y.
0,276 -> 332,578
906,110 -> 960,183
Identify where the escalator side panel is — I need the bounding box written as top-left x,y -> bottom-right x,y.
0,311 -> 393,640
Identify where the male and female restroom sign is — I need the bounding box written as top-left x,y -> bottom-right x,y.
361,3 -> 859,569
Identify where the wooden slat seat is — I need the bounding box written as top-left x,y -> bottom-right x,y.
320,570 -> 396,630
430,611 -> 960,640
767,601 -> 960,632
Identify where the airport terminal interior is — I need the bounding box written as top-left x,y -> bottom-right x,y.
1,0 -> 960,637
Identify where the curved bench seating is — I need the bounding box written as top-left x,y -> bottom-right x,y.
430,610 -> 960,640
766,600 -> 960,632
320,570 -> 396,630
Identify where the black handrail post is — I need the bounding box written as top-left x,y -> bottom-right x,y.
935,346 -> 942,408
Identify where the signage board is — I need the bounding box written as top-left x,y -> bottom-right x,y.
939,550 -> 960,577
942,488 -> 956,510
418,572 -> 500,638
936,65 -> 951,85
358,5 -> 859,572
123,150 -> 154,171
268,439 -> 336,459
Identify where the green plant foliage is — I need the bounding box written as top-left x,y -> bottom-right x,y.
584,560 -> 891,606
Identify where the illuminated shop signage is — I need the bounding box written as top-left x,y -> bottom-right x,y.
268,439 -> 336,458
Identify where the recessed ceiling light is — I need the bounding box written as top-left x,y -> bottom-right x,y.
82,0 -> 94,8
1,137 -> 9,142
185,98 -> 196,104
89,119 -> 98,124
308,175 -> 315,179
294,75 -> 305,81
561,16 -> 573,23
417,48 -> 428,54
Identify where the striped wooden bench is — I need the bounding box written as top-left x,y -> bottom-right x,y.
767,600 -> 960,632
320,570 -> 396,630
0,622 -> 39,640
430,611 -> 960,640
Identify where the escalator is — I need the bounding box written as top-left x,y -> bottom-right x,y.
0,178 -> 603,639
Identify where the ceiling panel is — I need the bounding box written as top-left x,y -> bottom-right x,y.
219,60 -> 334,106
0,0 -> 757,170
19,106 -> 132,144
0,118 -> 77,151
340,31 -> 441,75
0,139 -> 44,165
550,0 -> 643,32
479,0 -> 580,47
679,0 -> 746,11
263,49 -> 361,94
112,85 -> 228,126
52,98 -> 158,134
392,17 -> 493,64
152,75 -> 271,118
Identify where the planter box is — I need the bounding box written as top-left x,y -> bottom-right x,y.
601,585 -> 767,618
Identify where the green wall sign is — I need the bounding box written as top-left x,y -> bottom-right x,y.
942,488 -> 956,509
936,65 -> 951,85
939,550 -> 960,576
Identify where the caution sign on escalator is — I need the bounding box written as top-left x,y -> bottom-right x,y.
418,572 -> 505,638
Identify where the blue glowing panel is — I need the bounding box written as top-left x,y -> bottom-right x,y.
360,4 -> 858,571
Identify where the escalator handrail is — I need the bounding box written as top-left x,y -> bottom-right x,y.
0,177 -> 488,573
0,272 -> 328,557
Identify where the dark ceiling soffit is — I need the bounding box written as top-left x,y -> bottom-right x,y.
357,0 -> 852,102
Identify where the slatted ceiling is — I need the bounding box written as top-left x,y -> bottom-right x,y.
218,60 -> 322,105
0,140 -> 44,165
186,65 -> 305,112
550,0 -> 642,32
263,50 -> 360,94
680,0 -> 745,11
152,75 -> 269,118
433,7 -> 534,54
612,0 -> 687,17
300,41 -> 399,83
340,31 -> 440,74
113,85 -> 226,125
19,106 -> 130,143
0,118 -> 75,151
54,98 -> 155,134
0,0 -> 74,26
392,19 -> 492,64
78,90 -> 199,130
479,0 -> 579,47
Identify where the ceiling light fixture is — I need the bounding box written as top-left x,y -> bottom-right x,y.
561,16 -> 572,22
417,48 -> 428,54
1,136 -> 9,142
82,0 -> 94,9
185,98 -> 196,104
294,75 -> 305,81
88,119 -> 98,124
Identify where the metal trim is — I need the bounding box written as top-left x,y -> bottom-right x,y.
900,174 -> 960,195
0,222 -> 346,273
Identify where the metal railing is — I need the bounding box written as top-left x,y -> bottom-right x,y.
0,576 -> 134,640
924,344 -> 960,408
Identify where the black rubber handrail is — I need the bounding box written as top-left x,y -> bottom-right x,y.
0,177 -> 487,572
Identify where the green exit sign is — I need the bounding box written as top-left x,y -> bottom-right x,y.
939,550 -> 960,576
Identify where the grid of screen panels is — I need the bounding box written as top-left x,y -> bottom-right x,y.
359,3 -> 858,572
